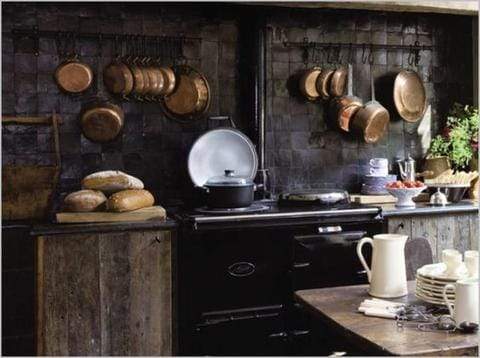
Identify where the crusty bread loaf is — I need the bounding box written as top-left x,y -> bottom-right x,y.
81,170 -> 144,193
63,190 -> 107,212
106,189 -> 154,212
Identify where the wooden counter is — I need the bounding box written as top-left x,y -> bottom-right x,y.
295,281 -> 479,356
35,224 -> 174,356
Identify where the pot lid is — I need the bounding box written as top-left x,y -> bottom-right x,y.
205,170 -> 254,187
188,128 -> 258,187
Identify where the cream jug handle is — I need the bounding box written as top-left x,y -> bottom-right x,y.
356,237 -> 373,282
442,284 -> 455,317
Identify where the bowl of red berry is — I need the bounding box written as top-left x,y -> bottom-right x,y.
385,180 -> 427,207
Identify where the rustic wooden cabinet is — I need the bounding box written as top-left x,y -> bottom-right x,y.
387,211 -> 479,261
35,225 -> 174,356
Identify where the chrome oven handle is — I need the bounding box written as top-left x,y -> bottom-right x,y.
318,226 -> 342,234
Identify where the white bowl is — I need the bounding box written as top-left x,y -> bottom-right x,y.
386,186 -> 427,207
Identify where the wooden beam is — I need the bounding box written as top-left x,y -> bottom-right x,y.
2,115 -> 64,125
240,1 -> 478,16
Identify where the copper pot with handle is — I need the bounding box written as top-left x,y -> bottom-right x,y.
351,74 -> 390,144
103,36 -> 134,97
80,99 -> 124,143
329,64 -> 362,132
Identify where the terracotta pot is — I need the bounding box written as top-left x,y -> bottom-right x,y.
423,156 -> 451,180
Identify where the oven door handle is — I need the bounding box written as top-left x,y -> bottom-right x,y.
293,262 -> 311,269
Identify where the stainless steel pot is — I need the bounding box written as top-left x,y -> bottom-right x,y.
204,170 -> 255,208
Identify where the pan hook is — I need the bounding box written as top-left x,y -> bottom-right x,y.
368,43 -> 374,65
407,44 -> 415,66
413,40 -> 421,66
361,43 -> 368,64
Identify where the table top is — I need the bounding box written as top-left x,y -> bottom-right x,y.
295,281 -> 479,356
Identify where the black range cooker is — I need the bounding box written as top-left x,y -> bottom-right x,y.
176,196 -> 383,356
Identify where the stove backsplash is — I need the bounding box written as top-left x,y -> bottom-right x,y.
2,3 -> 474,206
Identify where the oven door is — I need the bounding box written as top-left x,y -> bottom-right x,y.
292,229 -> 371,290
194,305 -> 288,356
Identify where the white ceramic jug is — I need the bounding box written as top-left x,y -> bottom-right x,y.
442,278 -> 479,327
356,234 -> 408,298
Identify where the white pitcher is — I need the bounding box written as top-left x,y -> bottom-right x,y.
442,278 -> 479,327
356,234 -> 408,298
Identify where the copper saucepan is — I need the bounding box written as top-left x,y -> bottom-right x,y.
329,64 -> 362,132
329,66 -> 348,97
299,67 -> 322,101
351,75 -> 390,144
316,68 -> 335,100
79,99 -> 124,143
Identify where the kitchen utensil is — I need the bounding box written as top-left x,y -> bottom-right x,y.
2,113 -> 61,220
426,184 -> 469,203
299,67 -> 322,101
79,100 -> 124,142
351,74 -> 389,144
203,169 -> 255,208
54,32 -> 93,94
429,188 -> 448,206
356,234 -> 408,298
397,156 -> 416,182
376,69 -> 427,122
329,66 -> 347,97
316,68 -> 335,100
162,65 -> 210,120
443,278 -> 479,327
330,64 -> 362,132
278,189 -> 350,206
423,156 -> 451,180
465,251 -> 479,278
188,128 -> 258,188
386,185 -> 427,207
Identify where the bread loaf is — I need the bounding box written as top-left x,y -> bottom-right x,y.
82,170 -> 144,193
63,190 -> 107,212
106,189 -> 154,212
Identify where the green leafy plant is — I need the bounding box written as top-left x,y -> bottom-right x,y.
428,103 -> 479,170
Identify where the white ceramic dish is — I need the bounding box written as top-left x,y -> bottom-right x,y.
386,185 -> 427,207
417,262 -> 468,281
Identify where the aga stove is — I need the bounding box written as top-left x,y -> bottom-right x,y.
176,192 -> 383,356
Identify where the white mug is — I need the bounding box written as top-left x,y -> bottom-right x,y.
442,278 -> 479,327
465,250 -> 479,278
442,249 -> 462,276
369,158 -> 388,168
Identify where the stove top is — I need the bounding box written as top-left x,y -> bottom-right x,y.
181,199 -> 381,228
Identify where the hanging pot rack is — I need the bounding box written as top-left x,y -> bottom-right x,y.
10,27 -> 202,56
283,38 -> 433,66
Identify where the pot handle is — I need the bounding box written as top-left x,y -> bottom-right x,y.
442,284 -> 455,317
208,115 -> 236,129
356,237 -> 373,283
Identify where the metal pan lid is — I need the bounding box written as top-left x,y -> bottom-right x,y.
205,170 -> 254,187
188,128 -> 258,187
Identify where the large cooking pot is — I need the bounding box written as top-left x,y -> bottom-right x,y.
204,170 -> 255,208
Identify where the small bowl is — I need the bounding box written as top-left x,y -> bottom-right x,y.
386,186 -> 427,207
427,184 -> 469,203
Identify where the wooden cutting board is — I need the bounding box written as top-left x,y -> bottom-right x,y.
56,206 -> 166,223
351,193 -> 429,204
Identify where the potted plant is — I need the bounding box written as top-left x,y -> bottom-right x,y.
428,103 -> 479,171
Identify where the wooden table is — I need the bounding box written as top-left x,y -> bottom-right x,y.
295,281 -> 479,356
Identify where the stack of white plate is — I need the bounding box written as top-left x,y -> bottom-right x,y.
415,263 -> 468,306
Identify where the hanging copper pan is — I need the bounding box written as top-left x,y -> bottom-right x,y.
103,61 -> 134,95
316,68 -> 335,100
299,67 -> 321,101
329,67 -> 348,97
376,70 -> 427,123
158,67 -> 176,96
80,100 -> 124,143
162,65 -> 210,120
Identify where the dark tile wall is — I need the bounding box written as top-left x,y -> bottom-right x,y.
265,8 -> 474,193
2,3 -> 243,207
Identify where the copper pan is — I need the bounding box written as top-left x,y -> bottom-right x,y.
80,100 -> 124,143
329,64 -> 362,132
376,70 -> 427,123
316,68 -> 335,100
351,75 -> 389,144
103,61 -> 134,96
329,66 -> 348,97
299,67 -> 321,101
